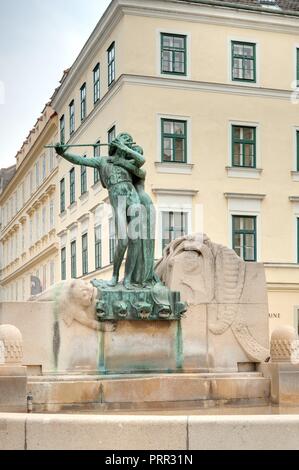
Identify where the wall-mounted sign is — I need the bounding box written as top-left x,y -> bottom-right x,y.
269,313 -> 280,319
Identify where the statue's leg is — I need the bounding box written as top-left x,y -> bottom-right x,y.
123,200 -> 142,289
107,200 -> 129,287
123,237 -> 141,289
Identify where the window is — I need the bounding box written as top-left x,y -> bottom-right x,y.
95,225 -> 102,270
297,218 -> 299,263
60,115 -> 65,144
162,211 -> 188,251
232,41 -> 256,82
297,48 -> 299,85
297,131 -> 299,172
108,126 -> 116,144
70,168 -> 75,205
161,119 -> 187,163
50,199 -> 54,229
49,146 -> 55,171
109,218 -> 116,264
60,178 -> 65,213
108,42 -> 115,86
61,247 -> 66,281
93,63 -> 100,104
71,241 -> 77,278
232,215 -> 257,262
232,126 -> 256,168
161,33 -> 186,75
80,83 -> 87,121
30,171 -> 33,195
43,265 -> 47,291
94,140 -> 101,184
81,158 -> 87,195
69,100 -> 75,135
50,261 -> 55,286
42,207 -> 46,235
82,233 -> 88,275
42,154 -> 46,181
35,161 -> 40,188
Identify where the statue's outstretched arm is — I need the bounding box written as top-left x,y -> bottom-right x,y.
55,144 -> 103,168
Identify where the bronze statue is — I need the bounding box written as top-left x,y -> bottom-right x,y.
55,133 -> 156,289
54,133 -> 186,321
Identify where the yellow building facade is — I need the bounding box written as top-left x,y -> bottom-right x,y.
0,105 -> 59,301
1,0 -> 299,334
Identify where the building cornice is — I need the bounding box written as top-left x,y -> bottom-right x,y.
224,192 -> 266,200
267,282 -> 299,292
122,0 -> 299,32
152,188 -> 198,196
124,74 -> 293,100
0,243 -> 59,285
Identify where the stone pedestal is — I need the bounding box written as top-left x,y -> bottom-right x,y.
0,325 -> 27,412
260,363 -> 299,404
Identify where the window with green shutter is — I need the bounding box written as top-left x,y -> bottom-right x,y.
93,64 -> 100,104
232,216 -> 257,262
81,157 -> 87,195
61,247 -> 66,281
82,233 -> 88,275
162,212 -> 188,251
80,83 -> 86,121
161,119 -> 187,163
60,115 -> 65,145
94,140 -> 101,184
108,42 -> 115,86
232,41 -> 256,82
69,100 -> 75,135
161,33 -> 186,75
60,178 -> 65,213
70,168 -> 75,205
71,241 -> 77,278
232,126 -> 256,168
108,126 -> 116,144
95,225 -> 102,270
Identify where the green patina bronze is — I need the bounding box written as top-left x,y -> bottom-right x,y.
54,133 -> 187,321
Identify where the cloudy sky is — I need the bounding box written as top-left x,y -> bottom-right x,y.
0,0 -> 111,168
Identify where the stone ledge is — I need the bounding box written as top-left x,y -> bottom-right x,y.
1,414 -> 299,450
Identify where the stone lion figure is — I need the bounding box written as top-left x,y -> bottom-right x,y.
31,279 -> 115,332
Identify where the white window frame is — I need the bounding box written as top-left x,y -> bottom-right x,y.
156,192 -> 193,257
227,196 -> 262,262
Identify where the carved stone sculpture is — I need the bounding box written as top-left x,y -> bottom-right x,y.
156,234 -> 270,365
33,280 -> 115,331
270,325 -> 299,363
0,324 -> 23,364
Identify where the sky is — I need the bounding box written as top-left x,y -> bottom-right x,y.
0,0 -> 112,168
